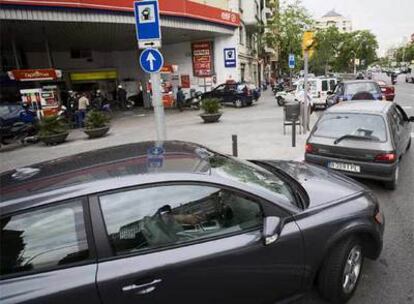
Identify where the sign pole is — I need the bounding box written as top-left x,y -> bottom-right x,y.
150,72 -> 166,142
303,50 -> 309,135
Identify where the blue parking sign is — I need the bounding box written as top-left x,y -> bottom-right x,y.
134,0 -> 162,49
288,54 -> 295,69
224,48 -> 237,68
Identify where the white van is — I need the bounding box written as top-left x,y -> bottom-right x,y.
296,78 -> 337,108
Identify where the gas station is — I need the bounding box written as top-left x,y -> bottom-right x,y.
0,0 -> 241,107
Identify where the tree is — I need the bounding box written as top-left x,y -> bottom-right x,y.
309,27 -> 343,75
395,44 -> 414,63
266,0 -> 314,76
310,29 -> 379,73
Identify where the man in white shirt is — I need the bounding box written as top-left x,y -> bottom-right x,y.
76,93 -> 89,128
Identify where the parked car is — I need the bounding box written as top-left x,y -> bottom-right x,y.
305,101 -> 413,189
202,83 -> 253,108
0,141 -> 384,304
0,103 -> 23,127
326,80 -> 383,107
377,80 -> 395,101
244,82 -> 261,101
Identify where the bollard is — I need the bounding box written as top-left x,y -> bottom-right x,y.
232,134 -> 238,157
292,119 -> 296,147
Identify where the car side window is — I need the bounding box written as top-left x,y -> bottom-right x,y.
0,200 -> 90,277
321,80 -> 328,91
214,85 -> 225,92
99,185 -> 263,256
390,107 -> 403,129
395,105 -> 409,124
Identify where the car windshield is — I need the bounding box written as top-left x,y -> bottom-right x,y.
346,82 -> 380,95
313,113 -> 387,142
208,153 -> 296,206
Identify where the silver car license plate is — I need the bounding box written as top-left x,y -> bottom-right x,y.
328,162 -> 361,173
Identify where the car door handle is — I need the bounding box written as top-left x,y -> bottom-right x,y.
122,279 -> 162,294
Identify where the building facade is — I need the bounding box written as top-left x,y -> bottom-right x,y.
0,0 -> 276,104
316,10 -> 352,33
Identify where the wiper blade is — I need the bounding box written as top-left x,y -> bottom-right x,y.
334,134 -> 380,144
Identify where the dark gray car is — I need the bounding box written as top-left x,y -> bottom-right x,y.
0,141 -> 384,304
305,101 -> 413,189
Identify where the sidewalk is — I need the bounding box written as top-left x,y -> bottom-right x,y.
0,90 -> 318,172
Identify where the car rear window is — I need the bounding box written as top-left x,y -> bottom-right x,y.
313,113 -> 387,142
345,82 -> 380,95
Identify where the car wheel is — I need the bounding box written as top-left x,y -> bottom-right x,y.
234,99 -> 243,108
384,162 -> 399,190
318,237 -> 364,303
277,96 -> 285,106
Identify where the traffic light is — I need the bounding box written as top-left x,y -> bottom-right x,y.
302,31 -> 316,57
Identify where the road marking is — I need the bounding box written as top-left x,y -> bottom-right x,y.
403,106 -> 412,110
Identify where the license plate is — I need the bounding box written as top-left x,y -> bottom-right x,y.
328,162 -> 360,173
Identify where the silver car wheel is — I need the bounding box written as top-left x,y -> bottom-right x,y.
342,245 -> 362,294
234,99 -> 243,108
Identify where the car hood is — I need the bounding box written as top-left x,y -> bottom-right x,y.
261,160 -> 365,208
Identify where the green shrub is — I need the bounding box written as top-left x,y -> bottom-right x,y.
38,115 -> 69,137
85,111 -> 110,129
201,98 -> 221,114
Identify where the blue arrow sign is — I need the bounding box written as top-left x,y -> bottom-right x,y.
140,48 -> 164,73
134,0 -> 162,49
288,54 -> 295,69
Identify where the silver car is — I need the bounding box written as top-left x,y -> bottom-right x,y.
305,101 -> 413,189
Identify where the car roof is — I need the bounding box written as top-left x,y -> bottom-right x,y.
0,141 -> 215,203
342,80 -> 378,85
326,101 -> 393,114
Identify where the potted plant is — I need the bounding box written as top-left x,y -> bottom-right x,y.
84,110 -> 110,139
38,115 -> 69,145
200,98 -> 222,123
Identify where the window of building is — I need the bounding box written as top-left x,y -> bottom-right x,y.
239,25 -> 245,45
0,201 -> 89,277
99,185 -> 263,256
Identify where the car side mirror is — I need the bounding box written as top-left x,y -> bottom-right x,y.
409,116 -> 414,122
263,216 -> 282,246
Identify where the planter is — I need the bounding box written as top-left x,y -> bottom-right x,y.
84,126 -> 110,139
200,112 -> 222,123
39,132 -> 69,145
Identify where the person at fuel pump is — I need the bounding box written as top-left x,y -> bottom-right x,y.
117,85 -> 127,110
76,93 -> 89,128
176,86 -> 185,112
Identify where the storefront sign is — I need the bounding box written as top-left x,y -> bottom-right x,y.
192,41 -> 214,77
180,75 -> 190,88
70,70 -> 118,81
0,0 -> 240,27
8,69 -> 61,81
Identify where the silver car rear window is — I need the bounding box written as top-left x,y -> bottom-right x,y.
313,113 -> 387,142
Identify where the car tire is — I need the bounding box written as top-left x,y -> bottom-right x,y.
234,98 -> 243,108
384,162 -> 399,190
318,237 -> 364,303
277,96 -> 285,106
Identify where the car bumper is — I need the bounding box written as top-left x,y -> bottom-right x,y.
305,153 -> 397,182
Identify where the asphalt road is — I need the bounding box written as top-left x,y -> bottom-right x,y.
305,75 -> 414,304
